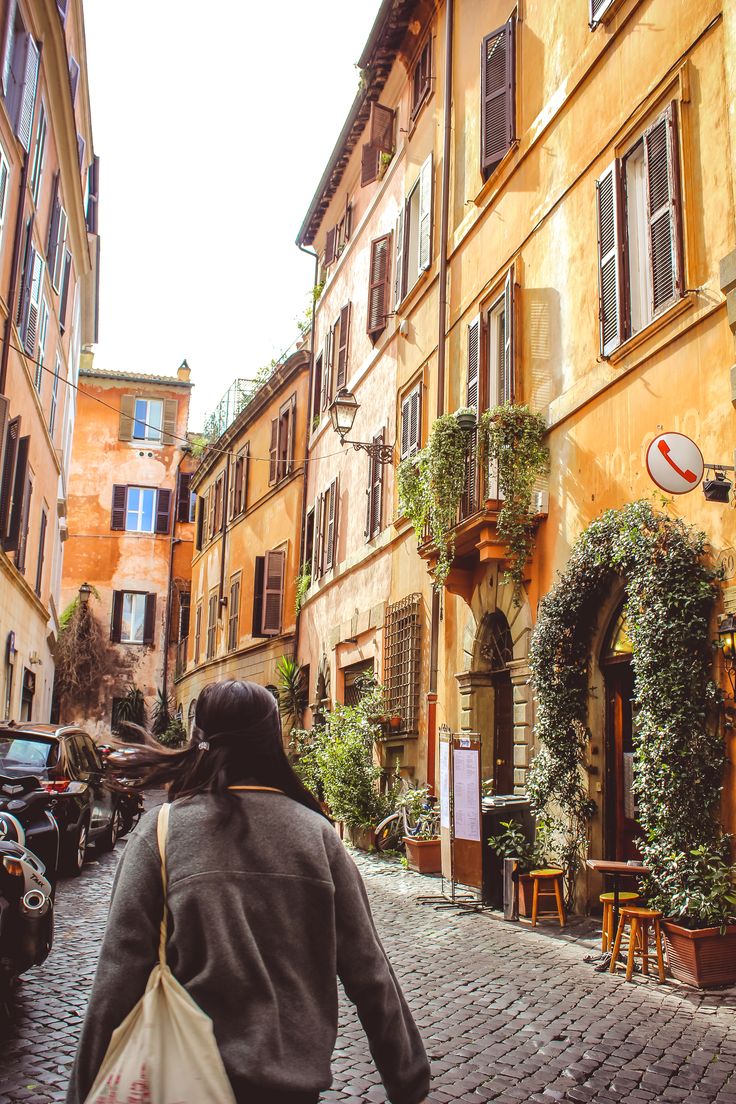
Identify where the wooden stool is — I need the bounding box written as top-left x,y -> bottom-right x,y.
600,891 -> 640,952
530,868 -> 566,927
609,906 -> 666,982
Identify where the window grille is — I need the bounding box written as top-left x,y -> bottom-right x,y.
384,594 -> 422,734
343,662 -> 374,707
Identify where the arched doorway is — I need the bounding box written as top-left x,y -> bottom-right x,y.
479,612 -> 515,795
601,605 -> 639,860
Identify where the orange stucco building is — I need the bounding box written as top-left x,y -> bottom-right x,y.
296,0 -> 736,872
60,363 -> 194,736
0,0 -> 98,722
173,348 -> 310,732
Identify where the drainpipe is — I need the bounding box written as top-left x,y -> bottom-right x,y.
294,244 -> 319,667
162,447 -> 189,704
427,0 -> 454,789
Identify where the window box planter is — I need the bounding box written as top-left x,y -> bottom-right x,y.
403,836 -> 441,874
661,921 -> 736,988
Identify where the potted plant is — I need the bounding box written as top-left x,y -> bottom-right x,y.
400,786 -> 441,874
488,818 -> 557,917
647,844 -> 736,988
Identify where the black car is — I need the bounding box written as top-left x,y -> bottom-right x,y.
0,724 -> 123,876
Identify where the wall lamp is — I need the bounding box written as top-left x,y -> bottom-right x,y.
703,466 -> 733,503
329,388 -> 394,464
78,582 -> 93,607
717,614 -> 736,698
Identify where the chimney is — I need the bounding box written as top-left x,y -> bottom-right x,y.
177,359 -> 191,382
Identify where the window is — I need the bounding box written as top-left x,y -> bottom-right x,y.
34,296 -> 48,391
480,16 -> 516,180
343,661 -> 375,707
411,36 -> 432,117
365,429 -> 385,541
195,493 -> 206,550
110,591 -> 156,646
361,102 -> 395,188
394,155 -> 433,307
589,0 -> 624,28
48,353 -> 60,436
486,269 -> 514,407
269,395 -> 296,484
367,234 -> 392,340
206,592 -> 217,659
133,397 -> 163,441
119,395 -> 177,444
29,101 -> 46,205
227,577 -> 240,652
1,8 -> 39,152
68,56 -> 79,105
0,143 -> 10,244
312,352 -> 323,424
46,174 -> 68,291
384,594 -> 422,735
313,478 -> 339,580
86,155 -> 99,234
213,473 -> 225,533
323,200 -> 354,264
304,507 -> 315,578
177,590 -> 191,643
14,466 -> 31,573
596,103 -> 683,356
122,592 -> 146,643
0,411 -> 22,546
17,220 -> 45,356
111,484 -> 172,534
34,507 -> 46,596
193,602 -> 202,664
176,471 -> 193,523
230,444 -> 248,517
400,383 -> 422,460
262,549 -> 285,636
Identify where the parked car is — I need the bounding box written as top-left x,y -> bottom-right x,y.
0,723 -> 123,876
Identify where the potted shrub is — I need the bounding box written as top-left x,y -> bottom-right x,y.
488,818 -> 557,916
647,844 -> 736,988
400,786 -> 441,874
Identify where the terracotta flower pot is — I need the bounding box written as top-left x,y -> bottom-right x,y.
388,715 -> 402,730
661,921 -> 736,988
403,836 -> 442,874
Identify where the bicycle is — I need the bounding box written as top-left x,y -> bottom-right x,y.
374,783 -> 440,852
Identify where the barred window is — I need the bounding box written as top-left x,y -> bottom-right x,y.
384,594 -> 422,735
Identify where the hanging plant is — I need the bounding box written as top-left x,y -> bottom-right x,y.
480,404 -> 548,604
527,499 -> 730,915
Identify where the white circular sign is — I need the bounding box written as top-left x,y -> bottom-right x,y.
645,432 -> 704,495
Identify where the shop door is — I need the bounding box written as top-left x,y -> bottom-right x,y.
492,670 -> 514,795
604,662 -> 639,860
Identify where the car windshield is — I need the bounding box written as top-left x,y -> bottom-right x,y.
0,736 -> 56,770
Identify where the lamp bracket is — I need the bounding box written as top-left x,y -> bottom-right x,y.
342,439 -> 394,464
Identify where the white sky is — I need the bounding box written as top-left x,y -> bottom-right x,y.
83,0 -> 383,430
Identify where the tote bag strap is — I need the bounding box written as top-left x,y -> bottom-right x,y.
156,802 -> 172,967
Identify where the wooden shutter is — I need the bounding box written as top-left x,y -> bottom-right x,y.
368,102 -> 394,152
502,268 -> 515,404
261,549 -> 285,635
326,322 -> 336,405
361,144 -> 380,187
0,414 -> 19,538
409,386 -> 422,456
319,340 -> 329,412
46,174 -> 61,279
596,159 -> 626,356
162,399 -> 178,445
418,154 -> 433,273
176,472 -> 192,523
252,556 -> 265,635
195,496 -> 205,550
644,104 -> 682,315
155,488 -> 172,534
467,315 -> 481,410
344,200 -> 352,241
0,0 -> 16,96
59,250 -> 72,333
401,392 -> 412,460
268,418 -> 278,483
286,394 -> 296,473
110,591 -> 124,643
194,603 -> 202,661
0,396 -> 8,524
325,478 -> 339,571
313,493 -> 324,580
34,508 -> 47,595
336,302 -> 351,389
16,216 -> 34,332
367,234 -> 391,338
143,594 -> 156,645
110,484 -> 127,530
15,469 -> 31,571
324,226 -> 337,266
12,32 -> 39,152
4,435 -> 28,552
207,488 -> 215,538
57,0 -> 68,25
366,431 -> 384,540
86,155 -> 99,233
119,394 -> 135,440
241,443 -> 250,512
68,56 -> 80,105
480,17 -> 515,178
394,207 -> 405,309
589,0 -> 616,27
22,249 -> 43,355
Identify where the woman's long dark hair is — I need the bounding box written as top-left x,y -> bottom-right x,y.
107,679 -> 327,819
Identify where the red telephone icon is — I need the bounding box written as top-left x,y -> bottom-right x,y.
657,440 -> 698,484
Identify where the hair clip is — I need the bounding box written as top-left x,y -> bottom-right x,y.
198,741 -> 210,751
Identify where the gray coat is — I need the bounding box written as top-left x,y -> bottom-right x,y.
67,791 -> 430,1104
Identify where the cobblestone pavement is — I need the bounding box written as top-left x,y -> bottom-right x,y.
2,809 -> 736,1103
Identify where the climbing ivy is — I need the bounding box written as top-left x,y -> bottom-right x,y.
527,499 -> 732,919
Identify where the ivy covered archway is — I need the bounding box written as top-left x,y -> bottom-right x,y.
527,500 -> 727,910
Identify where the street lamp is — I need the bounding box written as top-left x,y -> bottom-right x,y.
78,582 -> 92,607
718,615 -> 736,697
328,387 -> 394,464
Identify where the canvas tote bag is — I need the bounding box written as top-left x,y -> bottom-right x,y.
85,802 -> 236,1104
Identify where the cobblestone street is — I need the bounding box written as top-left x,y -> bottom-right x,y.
2,816 -> 736,1104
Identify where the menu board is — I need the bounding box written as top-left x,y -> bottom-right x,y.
439,740 -> 451,829
452,748 -> 481,841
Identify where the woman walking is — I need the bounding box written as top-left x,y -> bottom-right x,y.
67,680 -> 430,1104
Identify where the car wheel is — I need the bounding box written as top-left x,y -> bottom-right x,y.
62,820 -> 89,877
97,805 -> 123,853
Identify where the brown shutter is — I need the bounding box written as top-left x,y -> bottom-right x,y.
324,226 -> 337,266
502,268 -> 515,403
480,17 -> 515,178
394,206 -> 405,309
344,200 -> 352,241
368,102 -> 394,152
59,250 -> 72,333
268,418 -> 278,483
46,174 -> 60,274
319,339 -> 329,412
366,431 -> 384,540
34,508 -> 47,595
410,386 -> 422,455
143,593 -> 156,645
207,487 -> 215,538
367,234 -> 391,338
162,399 -> 178,445
400,392 -> 412,460
15,471 -> 31,571
325,478 -> 339,571
194,603 -> 202,661
336,302 -> 350,389
361,144 -> 381,188
644,103 -> 682,315
176,471 -> 192,523
110,591 -> 123,643
326,323 -> 336,405
16,216 -> 34,333
0,395 -> 8,526
155,488 -> 172,534
5,435 -> 29,552
418,154 -> 433,273
252,556 -> 265,635
119,395 -> 135,441
195,496 -> 205,550
596,159 -> 626,356
0,414 -> 20,538
110,484 -> 127,530
467,315 -> 481,410
261,549 -> 285,635
286,395 -> 296,474
313,493 -> 324,580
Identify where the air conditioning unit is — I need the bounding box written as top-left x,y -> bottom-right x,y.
534,490 -> 549,516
